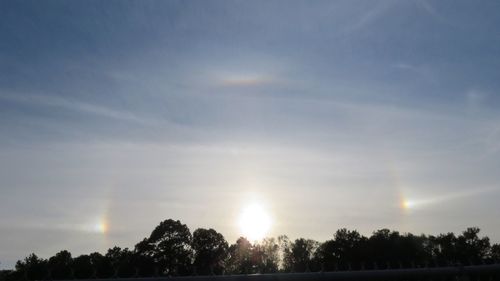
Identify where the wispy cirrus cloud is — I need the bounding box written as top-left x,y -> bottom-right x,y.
0,92 -> 149,124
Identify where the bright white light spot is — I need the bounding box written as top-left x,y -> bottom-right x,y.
402,199 -> 415,210
93,220 -> 108,234
238,203 -> 272,241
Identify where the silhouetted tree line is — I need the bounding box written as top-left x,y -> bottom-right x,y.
2,219 -> 500,281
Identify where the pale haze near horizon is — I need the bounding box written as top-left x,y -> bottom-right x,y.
1,0 -> 500,269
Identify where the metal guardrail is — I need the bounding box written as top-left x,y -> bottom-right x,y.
56,264 -> 500,281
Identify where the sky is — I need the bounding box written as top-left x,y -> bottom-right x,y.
1,0 -> 500,269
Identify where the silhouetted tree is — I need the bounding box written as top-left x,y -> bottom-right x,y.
430,232 -> 458,265
136,219 -> 193,276
456,227 -> 490,264
0,271 -> 6,281
0,270 -> 13,281
105,247 -> 136,277
7,220 -> 500,279
394,233 -> 431,267
89,252 -> 113,278
133,238 -> 157,276
47,250 -> 72,279
227,237 -> 254,274
253,238 -> 280,273
366,230 -> 430,268
72,255 -> 93,279
192,228 -> 228,275
278,235 -> 292,272
282,238 -> 318,272
490,244 -> 500,261
367,229 -> 400,265
15,254 -> 47,281
315,228 -> 368,270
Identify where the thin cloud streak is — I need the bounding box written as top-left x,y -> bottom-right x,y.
0,92 -> 149,124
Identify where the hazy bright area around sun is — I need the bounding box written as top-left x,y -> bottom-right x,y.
238,202 -> 272,242
1,0 -> 500,269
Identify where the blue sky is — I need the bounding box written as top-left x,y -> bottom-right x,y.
2,0 -> 500,269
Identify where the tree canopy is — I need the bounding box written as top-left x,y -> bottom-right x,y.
2,220 -> 499,281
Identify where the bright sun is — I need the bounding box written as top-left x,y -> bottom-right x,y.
238,203 -> 272,241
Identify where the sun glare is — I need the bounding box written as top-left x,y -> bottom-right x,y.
238,203 -> 272,241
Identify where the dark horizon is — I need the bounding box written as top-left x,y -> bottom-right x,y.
2,218 -> 499,280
